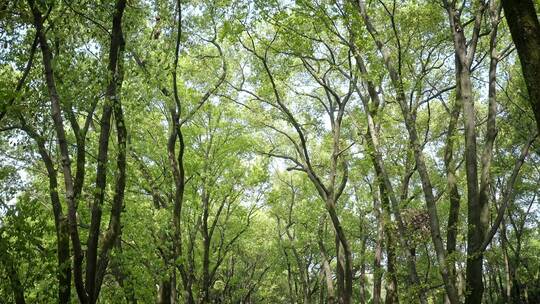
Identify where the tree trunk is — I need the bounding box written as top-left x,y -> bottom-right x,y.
326,199 -> 353,304
372,185 -> 383,304
30,131 -> 71,304
460,58 -> 485,304
354,53 -> 425,302
442,2 -> 487,302
358,234 -> 368,304
502,224 -> 512,302
385,231 -> 400,304
502,0 -> 540,131
27,1 -> 86,301
335,233 -> 345,302
88,1 -> 128,302
158,278 -> 172,304
169,0 -> 194,302
318,218 -> 336,304
202,189 -> 211,303
444,84 -> 461,287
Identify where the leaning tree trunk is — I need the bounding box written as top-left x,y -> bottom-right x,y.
502,0 -> 540,131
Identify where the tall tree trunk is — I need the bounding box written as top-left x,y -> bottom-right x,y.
88,1 -> 128,302
372,184 -> 383,304
201,188 -> 211,303
169,1 -> 194,302
385,231 -> 400,304
444,84 -> 461,289
318,218 -> 336,304
27,1 -> 86,301
354,53 -> 425,302
502,0 -> 540,131
20,126 -> 72,304
473,5 -> 502,304
359,234 -> 368,304
326,199 -> 353,304
353,1 -> 458,300
460,54 -> 485,304
442,2 -> 487,302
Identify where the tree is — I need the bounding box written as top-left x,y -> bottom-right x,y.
1,0 -> 539,303
502,0 -> 540,131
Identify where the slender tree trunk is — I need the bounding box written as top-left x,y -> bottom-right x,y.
169,1 -> 194,302
27,1 -> 86,301
318,218 -> 336,304
86,87 -> 115,304
326,199 -> 353,304
444,85 -> 461,289
385,231 -> 400,304
459,62 -> 485,304
30,132 -> 71,304
372,185 -> 383,304
442,2 -> 488,302
202,189 -> 211,303
335,233 -> 345,302
89,1 -> 128,302
354,54 -> 425,302
503,235 -> 511,303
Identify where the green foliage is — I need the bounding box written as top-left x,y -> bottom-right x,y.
1,0 -> 539,303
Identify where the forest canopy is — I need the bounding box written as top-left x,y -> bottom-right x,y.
1,0 -> 540,303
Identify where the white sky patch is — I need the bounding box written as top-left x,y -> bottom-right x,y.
74,40 -> 102,59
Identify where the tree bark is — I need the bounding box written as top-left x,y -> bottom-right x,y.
318,218 -> 336,304
26,1 -> 87,301
88,1 -> 127,302
441,2 -> 487,302
371,184 -> 383,304
168,2 -> 194,302
385,232 -> 400,304
325,198 -> 353,304
444,86 -> 461,282
502,0 -> 540,131
19,123 -> 72,304
86,1 -> 127,301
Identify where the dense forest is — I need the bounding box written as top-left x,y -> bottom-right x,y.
1,0 -> 540,303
